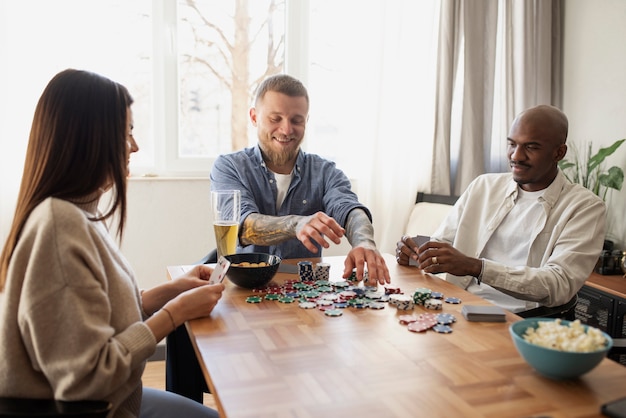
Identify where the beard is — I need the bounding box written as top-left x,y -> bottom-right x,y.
259,137 -> 301,168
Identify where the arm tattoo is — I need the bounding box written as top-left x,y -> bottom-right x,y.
345,209 -> 377,250
240,213 -> 302,246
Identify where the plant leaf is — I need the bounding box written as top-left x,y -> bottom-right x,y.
588,139 -> 626,172
598,166 -> 624,191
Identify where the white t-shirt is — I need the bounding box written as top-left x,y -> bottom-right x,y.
273,171 -> 293,209
467,187 -> 544,312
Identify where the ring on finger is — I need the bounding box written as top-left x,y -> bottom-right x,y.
432,256 -> 438,265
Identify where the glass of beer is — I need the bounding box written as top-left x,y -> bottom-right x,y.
211,190 -> 241,258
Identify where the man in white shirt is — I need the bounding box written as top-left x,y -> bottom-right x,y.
396,105 -> 606,313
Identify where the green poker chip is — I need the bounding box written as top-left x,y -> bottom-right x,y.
245,296 -> 263,303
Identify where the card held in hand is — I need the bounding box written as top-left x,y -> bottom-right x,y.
408,235 -> 430,267
461,305 -> 507,322
208,255 -> 231,284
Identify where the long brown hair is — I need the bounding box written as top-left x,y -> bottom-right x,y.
0,69 -> 133,291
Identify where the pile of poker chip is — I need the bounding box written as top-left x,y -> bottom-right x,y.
242,263 -> 461,330
392,287 -> 461,333
245,277 -> 389,317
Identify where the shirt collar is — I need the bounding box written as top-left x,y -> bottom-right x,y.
506,169 -> 566,207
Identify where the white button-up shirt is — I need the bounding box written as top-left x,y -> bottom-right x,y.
433,170 -> 606,309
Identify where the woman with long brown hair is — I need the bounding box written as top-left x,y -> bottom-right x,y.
0,69 -> 223,418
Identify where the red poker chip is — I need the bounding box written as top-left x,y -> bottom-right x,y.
407,320 -> 435,332
398,315 -> 418,325
416,313 -> 438,327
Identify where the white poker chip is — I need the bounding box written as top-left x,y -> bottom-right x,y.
424,298 -> 443,310
298,301 -> 317,309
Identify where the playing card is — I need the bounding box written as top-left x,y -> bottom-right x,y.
208,256 -> 231,284
409,235 -> 430,266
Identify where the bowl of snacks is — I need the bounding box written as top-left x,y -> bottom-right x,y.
223,252 -> 282,289
509,318 -> 613,380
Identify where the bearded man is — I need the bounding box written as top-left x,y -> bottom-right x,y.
210,74 -> 389,283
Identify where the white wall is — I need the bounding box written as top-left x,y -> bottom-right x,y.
562,0 -> 626,249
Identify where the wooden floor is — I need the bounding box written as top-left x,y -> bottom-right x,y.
143,360 -> 218,411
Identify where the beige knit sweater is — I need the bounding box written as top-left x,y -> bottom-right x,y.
0,196 -> 157,418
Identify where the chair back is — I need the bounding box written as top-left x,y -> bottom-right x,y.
0,398 -> 111,418
517,294 -> 578,320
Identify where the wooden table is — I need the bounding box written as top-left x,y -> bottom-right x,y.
167,254 -> 626,418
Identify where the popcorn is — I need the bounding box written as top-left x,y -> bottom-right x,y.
522,319 -> 607,353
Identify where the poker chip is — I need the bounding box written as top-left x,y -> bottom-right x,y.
264,293 -> 279,301
432,324 -> 453,334
324,309 -> 343,317
430,291 -> 444,299
314,263 -> 331,281
316,299 -> 334,306
444,297 -> 462,304
417,313 -> 439,327
384,285 -> 402,295
332,280 -> 349,288
407,320 -> 434,332
334,302 -> 348,308
424,298 -> 443,310
399,315 -> 418,325
378,294 -> 391,303
298,301 -> 317,309
436,313 -> 457,325
395,295 -> 415,310
278,296 -> 295,303
413,288 -> 432,305
367,302 -> 386,310
245,296 -> 263,303
339,290 -> 357,299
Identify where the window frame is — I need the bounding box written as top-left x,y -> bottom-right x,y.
138,0 -> 309,178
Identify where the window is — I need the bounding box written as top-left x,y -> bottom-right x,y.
0,0 -> 422,180
1,0 -> 289,177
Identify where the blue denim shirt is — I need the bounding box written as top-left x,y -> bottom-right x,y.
210,145 -> 371,259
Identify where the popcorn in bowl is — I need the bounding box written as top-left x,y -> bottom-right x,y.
522,318 -> 607,353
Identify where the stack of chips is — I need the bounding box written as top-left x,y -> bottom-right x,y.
395,294 -> 415,311
297,261 -> 314,281
413,288 -> 433,306
314,262 -> 331,281
424,298 -> 443,310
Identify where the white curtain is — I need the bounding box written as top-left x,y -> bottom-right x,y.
357,1 -> 440,254
430,0 -> 563,196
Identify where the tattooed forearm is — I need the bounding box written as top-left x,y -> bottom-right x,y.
240,213 -> 302,246
345,209 -> 376,249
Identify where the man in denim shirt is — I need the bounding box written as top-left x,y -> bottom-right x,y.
211,74 -> 390,284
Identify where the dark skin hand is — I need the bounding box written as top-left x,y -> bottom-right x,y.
396,236 -> 482,277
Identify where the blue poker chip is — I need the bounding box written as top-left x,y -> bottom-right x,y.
432,324 -> 453,333
436,313 -> 456,325
444,297 -> 462,304
430,291 -> 444,299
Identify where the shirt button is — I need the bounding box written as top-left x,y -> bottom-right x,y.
269,179 -> 274,183
302,200 -> 307,204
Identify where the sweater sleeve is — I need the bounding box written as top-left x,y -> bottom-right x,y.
16,199 -> 156,400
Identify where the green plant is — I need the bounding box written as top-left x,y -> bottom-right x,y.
558,139 -> 625,201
